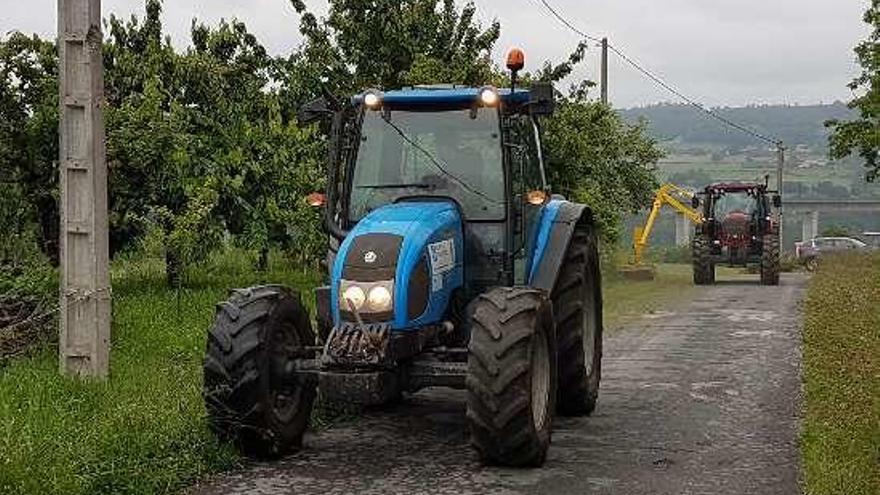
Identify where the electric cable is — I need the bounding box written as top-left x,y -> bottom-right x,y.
533,0 -> 782,146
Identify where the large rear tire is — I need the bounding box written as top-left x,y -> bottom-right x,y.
203,285 -> 317,458
552,222 -> 603,416
466,287 -> 557,467
760,233 -> 780,286
692,235 -> 714,285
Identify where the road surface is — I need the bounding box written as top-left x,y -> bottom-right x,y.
191,274 -> 806,495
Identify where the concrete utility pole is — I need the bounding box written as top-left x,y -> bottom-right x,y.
776,142 -> 785,250
600,37 -> 609,105
58,0 -> 111,378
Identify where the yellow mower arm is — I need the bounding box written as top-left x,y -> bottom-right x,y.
632,184 -> 703,265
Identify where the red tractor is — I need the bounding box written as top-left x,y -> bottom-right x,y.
691,181 -> 782,285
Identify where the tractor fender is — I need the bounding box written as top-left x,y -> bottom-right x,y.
528,201 -> 593,291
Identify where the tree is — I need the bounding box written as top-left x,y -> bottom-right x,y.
0,33 -> 59,263
182,18 -> 325,269
107,3 -> 326,282
104,0 -> 185,265
543,85 -> 663,245
287,0 -> 500,95
827,1 -> 880,182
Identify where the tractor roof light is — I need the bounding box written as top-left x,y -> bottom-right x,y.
362,90 -> 383,110
506,48 -> 525,72
479,86 -> 500,107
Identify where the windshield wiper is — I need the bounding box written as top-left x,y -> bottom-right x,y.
357,183 -> 436,190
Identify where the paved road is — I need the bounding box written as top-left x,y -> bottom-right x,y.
191,274 -> 806,495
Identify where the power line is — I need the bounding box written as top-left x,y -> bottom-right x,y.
536,0 -> 602,44
533,0 -> 781,147
607,45 -> 779,145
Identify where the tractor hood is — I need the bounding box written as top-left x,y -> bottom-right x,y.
330,201 -> 464,330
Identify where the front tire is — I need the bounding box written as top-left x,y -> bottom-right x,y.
203,285 -> 317,458
760,233 -> 780,285
552,222 -> 603,416
466,288 -> 557,467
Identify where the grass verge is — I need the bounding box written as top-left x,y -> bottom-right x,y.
801,252 -> 880,495
0,250 -> 318,495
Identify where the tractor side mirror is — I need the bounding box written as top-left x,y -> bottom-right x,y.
297,97 -> 333,125
529,81 -> 555,116
772,195 -> 782,208
691,196 -> 701,209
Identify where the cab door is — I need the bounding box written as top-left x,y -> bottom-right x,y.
508,114 -> 548,284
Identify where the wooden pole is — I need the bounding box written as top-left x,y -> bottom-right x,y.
777,142 -> 785,251
58,0 -> 111,378
600,37 -> 609,105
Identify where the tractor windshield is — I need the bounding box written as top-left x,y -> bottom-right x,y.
714,192 -> 758,217
349,107 -> 505,221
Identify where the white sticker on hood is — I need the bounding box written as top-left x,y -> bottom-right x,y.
428,239 -> 455,275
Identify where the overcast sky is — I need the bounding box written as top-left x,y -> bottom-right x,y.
1,0 -> 869,108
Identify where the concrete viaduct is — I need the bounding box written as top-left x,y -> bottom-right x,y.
784,199 -> 880,241
670,199 -> 880,246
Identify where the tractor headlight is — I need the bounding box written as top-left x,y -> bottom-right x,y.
341,284 -> 366,311
340,280 -> 394,314
367,285 -> 393,312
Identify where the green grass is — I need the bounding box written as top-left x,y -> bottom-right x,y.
801,253 -> 880,495
602,263 -> 744,329
0,250 -> 319,495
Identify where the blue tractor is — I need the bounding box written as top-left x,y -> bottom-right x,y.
203,53 -> 603,467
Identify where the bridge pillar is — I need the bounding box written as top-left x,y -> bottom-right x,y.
801,211 -> 819,241
675,212 -> 692,246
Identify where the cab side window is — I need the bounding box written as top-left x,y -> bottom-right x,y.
521,117 -> 545,191
507,114 -> 547,284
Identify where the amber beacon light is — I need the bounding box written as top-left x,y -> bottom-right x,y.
506,48 -> 525,72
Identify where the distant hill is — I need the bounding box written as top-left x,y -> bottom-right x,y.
618,102 -> 856,150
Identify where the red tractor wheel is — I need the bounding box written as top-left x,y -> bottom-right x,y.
760,233 -> 781,285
